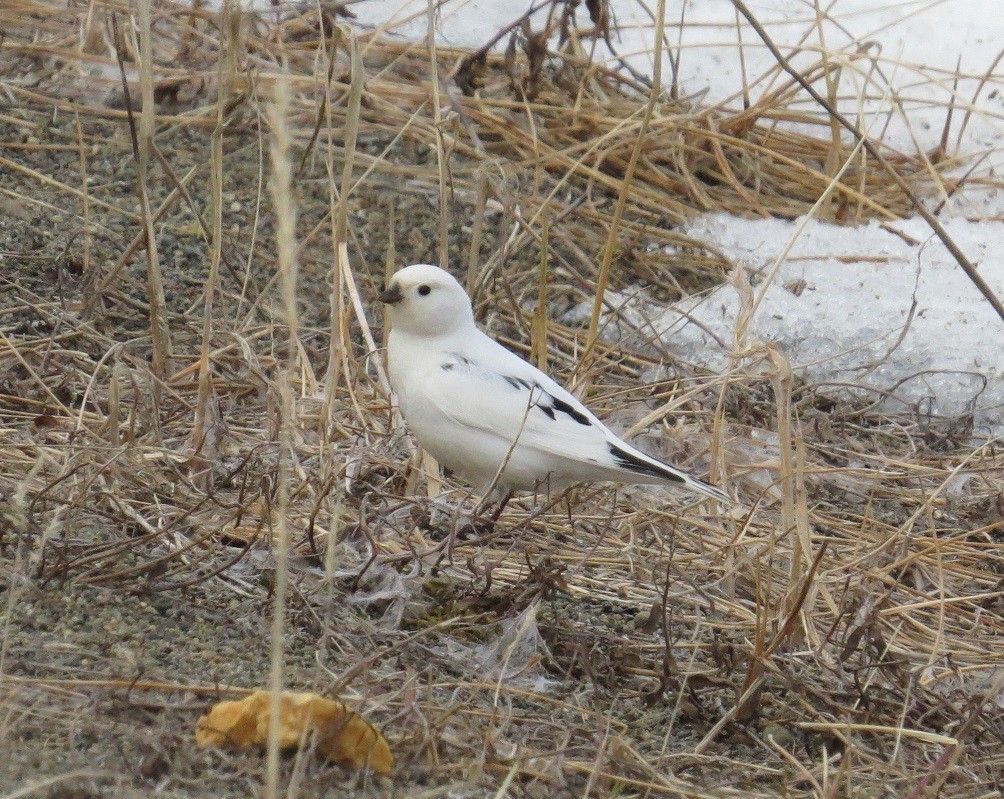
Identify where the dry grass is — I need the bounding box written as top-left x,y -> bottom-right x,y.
1,1 -> 1003,797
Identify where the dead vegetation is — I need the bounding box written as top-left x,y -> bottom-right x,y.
0,1 -> 1002,797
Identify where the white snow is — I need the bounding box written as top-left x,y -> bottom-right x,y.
343,0 -> 1004,432
581,213 -> 1003,432
350,0 -> 1004,158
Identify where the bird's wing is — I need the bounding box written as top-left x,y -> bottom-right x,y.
425,335 -> 729,501
420,343 -> 616,467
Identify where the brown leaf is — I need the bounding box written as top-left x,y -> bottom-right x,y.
196,690 -> 393,774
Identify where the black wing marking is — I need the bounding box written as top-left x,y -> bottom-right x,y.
609,443 -> 685,483
514,379 -> 592,427
441,355 -> 471,371
446,353 -> 592,427
442,354 -> 476,372
503,375 -> 535,391
443,352 -> 592,427
549,396 -> 591,426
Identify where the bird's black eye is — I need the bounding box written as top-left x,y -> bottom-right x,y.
417,284 -> 431,296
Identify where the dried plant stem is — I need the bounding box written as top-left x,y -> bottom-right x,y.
579,0 -> 667,386
812,0 -> 842,209
125,2 -> 172,377
531,215 -> 550,372
98,163 -> 197,292
193,0 -> 236,457
793,430 -> 816,643
335,32 -> 363,245
466,170 -> 490,294
382,202 -> 396,353
343,250 -> 392,395
743,110 -> 872,329
427,0 -> 449,269
264,77 -> 298,799
136,0 -> 155,168
324,27 -> 364,433
768,347 -> 814,626
73,111 -> 94,316
697,542 -> 828,753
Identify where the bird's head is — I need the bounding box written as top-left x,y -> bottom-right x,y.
379,264 -> 475,338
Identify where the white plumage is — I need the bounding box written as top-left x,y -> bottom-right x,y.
379,264 -> 728,504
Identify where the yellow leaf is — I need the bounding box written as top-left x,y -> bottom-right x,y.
196,690 -> 393,774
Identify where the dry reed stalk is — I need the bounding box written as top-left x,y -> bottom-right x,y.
111,8 -> 172,378
381,201 -> 397,354
767,347 -> 817,638
323,25 -> 363,434
531,215 -> 550,372
96,164 -> 197,291
192,0 -> 237,461
426,0 -> 449,269
72,111 -> 94,316
793,430 -> 816,642
264,75 -> 298,799
811,0 -> 843,219
577,0 -> 668,391
466,169 -> 490,293
136,0 -> 154,167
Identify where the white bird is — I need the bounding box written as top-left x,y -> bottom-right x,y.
379,264 -> 729,508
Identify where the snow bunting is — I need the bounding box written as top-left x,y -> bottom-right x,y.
380,264 -> 728,504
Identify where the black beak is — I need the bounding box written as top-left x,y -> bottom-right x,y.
379,282 -> 403,305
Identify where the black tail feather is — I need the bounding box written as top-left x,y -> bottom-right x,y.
608,443 -> 685,483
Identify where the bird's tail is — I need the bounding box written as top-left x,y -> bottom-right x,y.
608,441 -> 731,503
678,473 -> 731,504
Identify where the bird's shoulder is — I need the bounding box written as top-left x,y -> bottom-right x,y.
448,332 -> 552,388
443,334 -> 602,429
